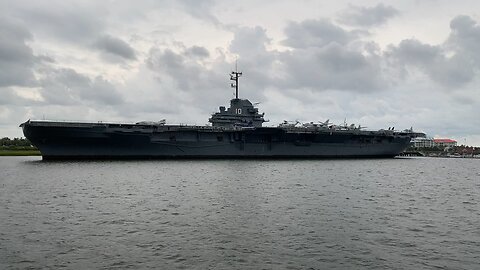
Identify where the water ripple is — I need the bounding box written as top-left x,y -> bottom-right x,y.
0,157 -> 479,269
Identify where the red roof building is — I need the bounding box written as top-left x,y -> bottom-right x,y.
433,139 -> 457,147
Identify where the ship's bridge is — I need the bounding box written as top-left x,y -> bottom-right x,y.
209,70 -> 266,128
209,98 -> 266,128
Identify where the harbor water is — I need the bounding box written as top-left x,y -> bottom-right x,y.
0,157 -> 479,269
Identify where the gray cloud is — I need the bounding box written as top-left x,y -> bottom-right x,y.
338,4 -> 399,27
429,54 -> 475,87
3,0 -> 105,43
228,26 -> 277,92
279,43 -> 385,92
230,26 -> 271,55
95,35 -> 137,60
88,77 -> 124,105
185,46 -> 210,58
0,88 -> 31,105
146,23 -> 386,100
0,17 -> 36,87
39,68 -> 123,105
387,23 -> 478,89
146,46 -> 229,109
272,20 -> 384,93
282,19 -> 357,48
447,15 -> 480,64
146,48 -> 197,93
0,1 -> 479,145
177,0 -> 220,26
387,39 -> 440,65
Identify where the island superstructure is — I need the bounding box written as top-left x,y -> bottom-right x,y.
21,70 -> 424,159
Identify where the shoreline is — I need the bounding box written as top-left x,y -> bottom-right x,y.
0,150 -> 41,156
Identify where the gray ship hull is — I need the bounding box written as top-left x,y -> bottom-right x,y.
21,121 -> 413,160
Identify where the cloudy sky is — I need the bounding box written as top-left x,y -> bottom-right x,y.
1,0 -> 480,145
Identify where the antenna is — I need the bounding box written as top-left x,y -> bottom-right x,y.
230,61 -> 242,99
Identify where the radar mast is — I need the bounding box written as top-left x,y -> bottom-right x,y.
230,62 -> 242,99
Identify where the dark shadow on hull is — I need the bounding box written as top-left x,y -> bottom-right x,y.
42,155 -> 398,161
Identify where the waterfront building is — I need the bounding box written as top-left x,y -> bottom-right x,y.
411,137 -> 434,148
411,138 -> 457,148
433,139 -> 457,147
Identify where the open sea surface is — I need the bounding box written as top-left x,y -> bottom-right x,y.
0,156 -> 479,269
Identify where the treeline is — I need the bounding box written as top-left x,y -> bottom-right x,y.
0,137 -> 37,149
0,137 -> 39,155
408,145 -> 480,157
452,145 -> 480,156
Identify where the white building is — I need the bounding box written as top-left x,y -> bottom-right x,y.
411,138 -> 457,148
411,137 -> 434,148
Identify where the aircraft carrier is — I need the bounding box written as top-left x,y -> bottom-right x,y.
21,71 -> 424,160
